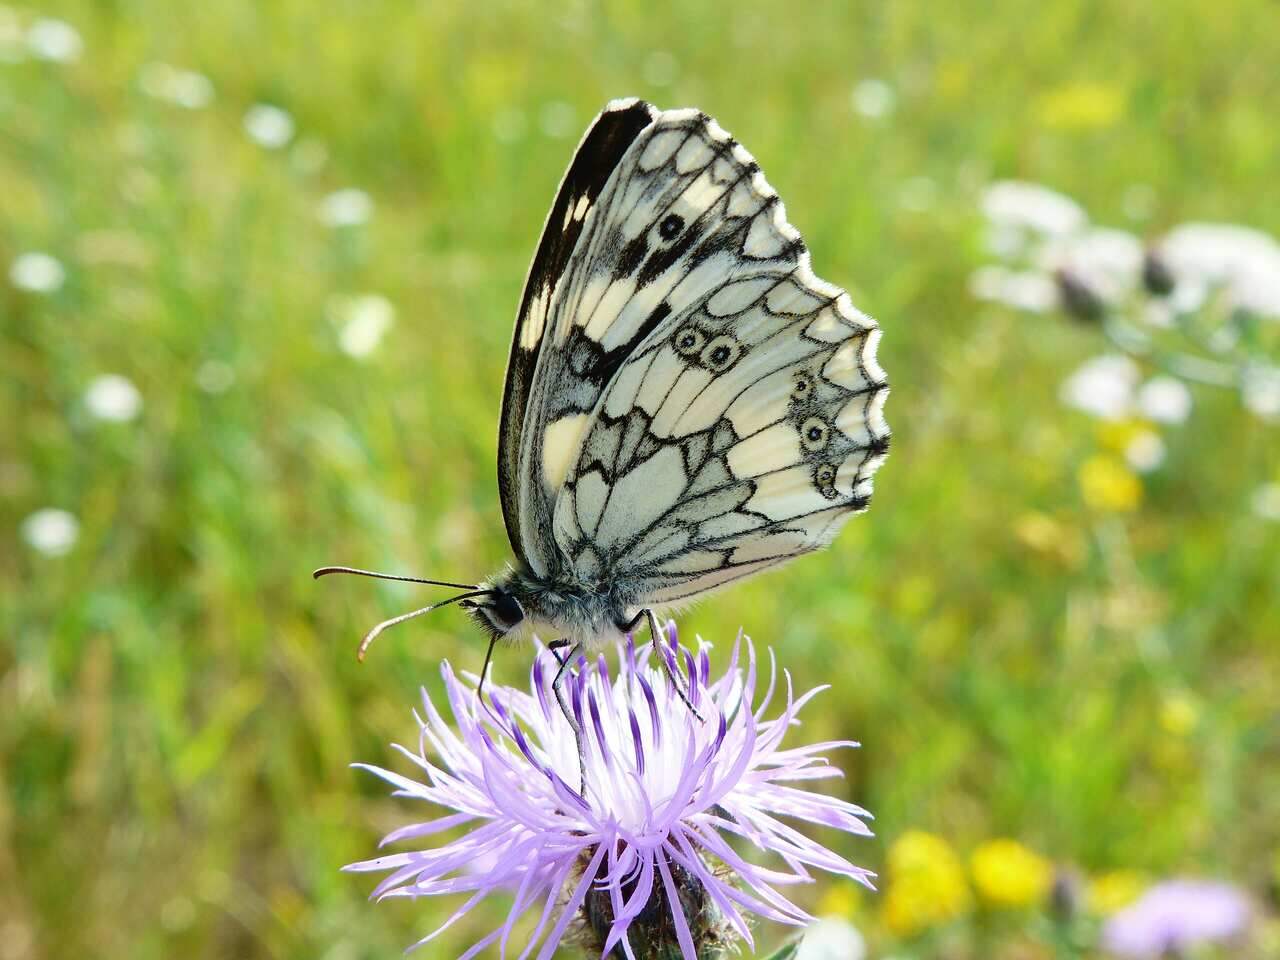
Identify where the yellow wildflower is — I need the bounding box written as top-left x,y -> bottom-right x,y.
1079,455 -> 1142,512
817,880 -> 863,918
1037,83 -> 1125,131
1088,870 -> 1147,914
881,830 -> 972,938
1097,418 -> 1152,455
1159,691 -> 1200,736
970,839 -> 1053,908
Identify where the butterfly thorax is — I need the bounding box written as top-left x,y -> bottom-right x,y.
473,564 -> 635,649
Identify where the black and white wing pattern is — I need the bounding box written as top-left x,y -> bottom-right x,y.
498,98 -> 660,575
500,98 -> 889,600
544,105 -> 890,605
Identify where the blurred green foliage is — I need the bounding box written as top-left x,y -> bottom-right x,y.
2,1 -> 1279,958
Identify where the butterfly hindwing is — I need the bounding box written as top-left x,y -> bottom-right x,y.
545,110 -> 890,605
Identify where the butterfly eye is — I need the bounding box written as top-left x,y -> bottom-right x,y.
673,326 -> 706,357
814,462 -> 839,499
800,416 -> 830,452
659,214 -> 684,240
489,592 -> 525,630
700,335 -> 742,373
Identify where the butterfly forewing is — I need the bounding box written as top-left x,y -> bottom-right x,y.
503,99 -> 889,607
499,98 -> 659,574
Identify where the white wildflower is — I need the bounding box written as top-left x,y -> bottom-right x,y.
243,103 -> 295,149
1155,222 -> 1280,319
138,63 -> 214,109
969,265 -> 1058,313
27,17 -> 81,62
796,917 -> 867,960
1137,376 -> 1193,425
21,508 -> 79,556
982,180 -> 1087,240
1059,354 -> 1140,420
318,188 -> 372,227
1252,483 -> 1280,522
9,252 -> 65,294
1125,430 -> 1166,473
852,79 -> 895,119
332,294 -> 395,358
84,374 -> 143,422
1041,227 -> 1144,307
1242,365 -> 1280,421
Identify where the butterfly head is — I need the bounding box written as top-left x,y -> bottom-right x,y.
464,583 -> 526,641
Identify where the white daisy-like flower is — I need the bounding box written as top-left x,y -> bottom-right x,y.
26,17 -> 81,62
243,103 -> 295,149
982,180 -> 1087,242
1137,376 -> 1193,425
21,508 -> 79,556
1242,365 -> 1280,421
969,266 -> 1058,313
84,374 -> 143,422
138,63 -> 214,109
1125,430 -> 1167,473
318,188 -> 372,227
9,252 -> 65,294
1153,223 -> 1280,319
332,294 -> 395,358
1252,483 -> 1280,522
1040,226 -> 1145,309
851,79 -> 895,119
1059,354 -> 1140,420
796,917 -> 867,960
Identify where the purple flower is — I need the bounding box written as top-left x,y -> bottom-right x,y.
345,624 -> 874,959
1102,879 -> 1252,958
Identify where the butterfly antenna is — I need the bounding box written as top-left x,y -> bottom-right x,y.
313,565 -> 478,590
356,589 -> 493,662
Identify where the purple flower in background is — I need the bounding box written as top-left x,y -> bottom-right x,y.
1102,879 -> 1251,958
345,625 -> 874,959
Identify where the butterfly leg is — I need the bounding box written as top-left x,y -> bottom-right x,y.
642,608 -> 704,723
547,637 -> 571,667
549,640 -> 588,796
474,635 -> 500,711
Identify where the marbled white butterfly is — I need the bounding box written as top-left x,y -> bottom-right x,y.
318,98 -> 890,781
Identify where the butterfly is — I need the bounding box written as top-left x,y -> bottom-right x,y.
318,98 -> 890,783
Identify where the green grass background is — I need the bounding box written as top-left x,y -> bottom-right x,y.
3,1 -> 1279,957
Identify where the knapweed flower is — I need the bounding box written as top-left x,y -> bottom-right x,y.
1101,879 -> 1251,957
346,626 -> 874,959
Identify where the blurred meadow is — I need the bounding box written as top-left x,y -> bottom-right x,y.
4,1 -> 1280,958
